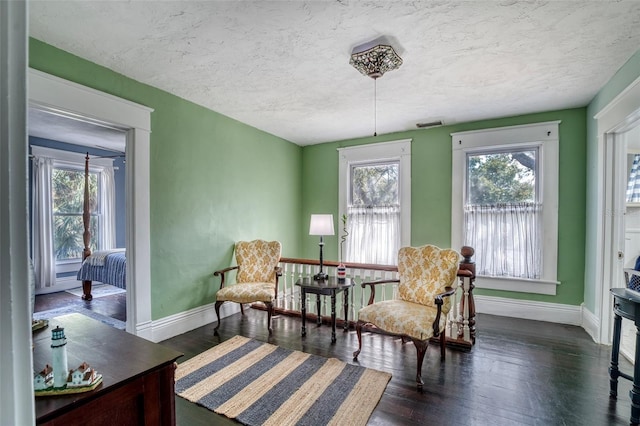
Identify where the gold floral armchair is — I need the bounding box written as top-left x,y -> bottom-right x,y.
353,244 -> 461,389
213,240 -> 282,335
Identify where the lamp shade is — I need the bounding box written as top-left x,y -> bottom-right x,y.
309,214 -> 335,236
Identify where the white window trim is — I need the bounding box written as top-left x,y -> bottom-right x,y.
29,68 -> 153,339
338,139 -> 412,257
451,121 -> 560,295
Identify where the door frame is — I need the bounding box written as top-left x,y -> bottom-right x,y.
28,69 -> 154,339
595,75 -> 640,344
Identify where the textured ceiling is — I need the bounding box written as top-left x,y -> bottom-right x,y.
29,1 -> 640,146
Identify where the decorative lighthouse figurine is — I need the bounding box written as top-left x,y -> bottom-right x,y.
51,326 -> 68,389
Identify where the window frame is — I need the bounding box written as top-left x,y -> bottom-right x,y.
52,165 -> 101,264
31,146 -> 114,270
451,122 -> 560,295
338,139 -> 411,263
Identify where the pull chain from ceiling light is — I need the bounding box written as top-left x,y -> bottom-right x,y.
374,77 -> 377,137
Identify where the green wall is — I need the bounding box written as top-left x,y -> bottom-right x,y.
584,49 -> 640,312
29,39 -> 303,320
301,108 -> 587,306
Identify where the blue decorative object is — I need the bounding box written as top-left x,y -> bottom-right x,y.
629,256 -> 640,291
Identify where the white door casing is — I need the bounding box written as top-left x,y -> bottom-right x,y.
28,69 -> 154,339
594,75 -> 640,345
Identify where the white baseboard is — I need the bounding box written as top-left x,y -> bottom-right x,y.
475,295 -> 582,325
149,296 -> 591,343
581,305 -> 601,343
149,301 -> 240,343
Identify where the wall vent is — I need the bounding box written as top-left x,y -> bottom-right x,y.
416,120 -> 443,128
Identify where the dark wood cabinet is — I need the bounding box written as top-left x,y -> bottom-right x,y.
33,314 -> 182,426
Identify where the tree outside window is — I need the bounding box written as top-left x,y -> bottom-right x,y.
467,149 -> 536,204
350,162 -> 399,206
52,167 -> 100,261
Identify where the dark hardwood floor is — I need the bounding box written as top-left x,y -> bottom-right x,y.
34,293 -> 636,425
34,290 -> 126,322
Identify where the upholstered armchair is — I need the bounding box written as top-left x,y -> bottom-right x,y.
213,240 -> 282,335
353,244 -> 461,389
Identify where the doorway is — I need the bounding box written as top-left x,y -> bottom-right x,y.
28,68 -> 154,338
29,107 -> 128,326
620,126 -> 640,360
596,75 -> 640,349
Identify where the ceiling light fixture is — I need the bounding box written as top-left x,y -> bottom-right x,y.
349,38 -> 403,137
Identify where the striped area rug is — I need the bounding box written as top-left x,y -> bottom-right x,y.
175,335 -> 391,426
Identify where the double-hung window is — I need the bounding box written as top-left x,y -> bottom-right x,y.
32,146 -> 116,289
338,140 -> 411,265
451,122 -> 560,295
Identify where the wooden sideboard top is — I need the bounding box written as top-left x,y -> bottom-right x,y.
33,313 -> 183,422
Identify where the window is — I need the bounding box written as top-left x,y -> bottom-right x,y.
451,122 -> 559,295
338,140 -> 411,265
52,167 -> 100,261
32,146 -> 116,288
466,147 -> 540,279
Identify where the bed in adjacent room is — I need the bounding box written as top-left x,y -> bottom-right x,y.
76,153 -> 126,301
76,249 -> 126,300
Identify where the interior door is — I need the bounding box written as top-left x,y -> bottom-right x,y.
621,126 -> 640,362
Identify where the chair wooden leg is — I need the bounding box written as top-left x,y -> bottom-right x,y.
411,338 -> 429,390
240,303 -> 245,315
265,301 -> 273,335
353,320 -> 363,360
214,301 -> 224,335
440,329 -> 446,361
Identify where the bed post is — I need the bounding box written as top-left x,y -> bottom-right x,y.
81,153 -> 93,301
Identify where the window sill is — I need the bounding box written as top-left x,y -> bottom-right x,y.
56,260 -> 82,274
475,275 -> 560,296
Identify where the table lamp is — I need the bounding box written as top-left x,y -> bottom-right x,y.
309,214 -> 334,281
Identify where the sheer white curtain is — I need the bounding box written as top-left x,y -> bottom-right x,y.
345,205 -> 400,265
100,165 -> 116,249
464,202 -> 541,279
32,156 -> 56,289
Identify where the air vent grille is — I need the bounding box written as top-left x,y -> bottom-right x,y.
416,120 -> 443,128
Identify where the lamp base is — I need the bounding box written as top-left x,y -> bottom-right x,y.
313,272 -> 329,281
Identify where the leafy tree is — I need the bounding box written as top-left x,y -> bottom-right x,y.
351,162 -> 399,206
52,168 -> 99,260
467,151 -> 535,204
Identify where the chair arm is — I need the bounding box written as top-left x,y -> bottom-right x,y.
432,286 -> 456,337
213,266 -> 239,289
361,279 -> 400,306
434,286 -> 457,306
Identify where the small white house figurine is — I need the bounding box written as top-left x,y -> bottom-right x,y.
67,362 -> 100,388
50,326 -> 68,388
33,364 -> 53,390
